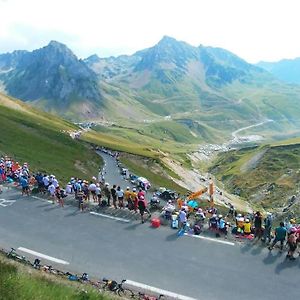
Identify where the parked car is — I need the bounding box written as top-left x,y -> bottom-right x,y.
129,174 -> 139,184
159,189 -> 177,200
136,177 -> 151,190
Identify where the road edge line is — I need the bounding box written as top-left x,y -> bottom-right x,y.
184,233 -> 235,246
125,279 -> 198,300
90,211 -> 130,223
32,196 -> 53,203
17,247 -> 69,265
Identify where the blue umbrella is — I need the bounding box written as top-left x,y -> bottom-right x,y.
187,200 -> 198,208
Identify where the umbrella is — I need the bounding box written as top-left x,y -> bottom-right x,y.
187,200 -> 198,209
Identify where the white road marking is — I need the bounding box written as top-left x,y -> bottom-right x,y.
32,196 -> 53,203
17,247 -> 69,265
90,211 -> 130,223
184,233 -> 235,246
0,199 -> 16,207
125,279 -> 198,300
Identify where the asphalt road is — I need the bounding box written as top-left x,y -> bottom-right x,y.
0,184 -> 299,300
98,151 -> 134,190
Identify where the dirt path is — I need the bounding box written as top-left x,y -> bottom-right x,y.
231,119 -> 273,139
240,149 -> 268,173
162,157 -> 252,212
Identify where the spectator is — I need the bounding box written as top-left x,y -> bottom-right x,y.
268,222 -> 287,252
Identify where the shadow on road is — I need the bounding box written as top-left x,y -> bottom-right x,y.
124,222 -> 143,231
165,233 -> 180,242
275,259 -> 298,274
263,251 -> 281,265
37,204 -> 51,208
251,245 -> 264,256
64,210 -> 81,217
240,242 -> 254,254
44,205 -> 60,212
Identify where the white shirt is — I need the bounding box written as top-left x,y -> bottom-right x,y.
116,190 -> 124,198
164,203 -> 175,213
43,176 -> 49,186
52,178 -> 59,188
48,184 -> 55,195
96,187 -> 101,195
65,184 -> 72,194
88,183 -> 97,191
179,210 -> 187,223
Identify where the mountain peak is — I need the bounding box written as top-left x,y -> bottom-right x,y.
44,40 -> 76,58
85,54 -> 101,64
157,35 -> 178,45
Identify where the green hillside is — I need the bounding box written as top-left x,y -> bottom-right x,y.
0,93 -> 102,183
209,141 -> 300,218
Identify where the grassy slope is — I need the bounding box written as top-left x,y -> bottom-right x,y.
0,255 -> 112,300
209,142 -> 300,218
119,156 -> 188,195
0,93 -> 102,183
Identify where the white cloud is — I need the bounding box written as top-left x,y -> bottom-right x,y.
0,0 -> 300,62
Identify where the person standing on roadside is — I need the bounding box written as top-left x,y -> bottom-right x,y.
262,212 -> 273,244
268,222 -> 287,252
179,207 -> 187,229
48,182 -> 56,204
20,176 -> 29,196
138,195 -> 148,223
77,189 -> 85,212
131,187 -> 138,212
95,183 -> 102,206
125,187 -> 132,208
110,184 -> 117,209
138,188 -> 145,200
286,228 -> 298,260
88,181 -> 97,203
116,186 -> 124,208
103,183 -> 111,206
254,211 -> 263,240
55,186 -> 64,207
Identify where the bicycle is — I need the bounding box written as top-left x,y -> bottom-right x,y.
42,265 -> 66,276
102,278 -> 135,297
7,248 -> 32,266
138,292 -> 164,300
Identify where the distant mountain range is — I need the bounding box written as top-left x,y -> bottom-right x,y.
0,41 -> 102,118
1,36 -> 300,140
257,57 -> 300,84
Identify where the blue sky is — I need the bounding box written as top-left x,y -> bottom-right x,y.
0,0 -> 299,63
